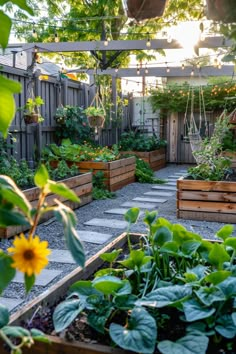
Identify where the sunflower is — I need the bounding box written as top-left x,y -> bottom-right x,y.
8,234 -> 51,276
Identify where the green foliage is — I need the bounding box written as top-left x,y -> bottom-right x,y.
45,160 -> 80,181
92,171 -> 116,200
135,158 -> 166,184
54,106 -> 92,144
84,106 -> 105,117
150,81 -> 236,113
119,131 -> 167,152
53,209 -> 236,353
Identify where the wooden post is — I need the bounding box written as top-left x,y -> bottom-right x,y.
62,77 -> 68,106
169,112 -> 178,163
111,76 -> 118,144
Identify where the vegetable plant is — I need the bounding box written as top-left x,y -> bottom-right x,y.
119,131 -> 167,152
53,208 -> 236,354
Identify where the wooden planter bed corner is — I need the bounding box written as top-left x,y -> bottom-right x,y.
76,156 -> 136,192
5,232 -> 141,354
0,172 -> 93,239
120,148 -> 166,171
177,177 -> 236,223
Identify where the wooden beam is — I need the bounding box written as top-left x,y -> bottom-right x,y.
19,37 -> 232,53
70,65 -> 235,77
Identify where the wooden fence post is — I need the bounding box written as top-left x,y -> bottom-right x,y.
62,78 -> 68,106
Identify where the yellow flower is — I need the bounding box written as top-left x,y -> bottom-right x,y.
8,234 -> 51,276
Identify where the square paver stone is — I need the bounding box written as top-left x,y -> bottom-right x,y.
13,269 -> 62,286
121,201 -> 159,209
0,297 -> 23,311
167,176 -> 180,179
152,186 -> 176,191
49,249 -> 76,264
76,230 -> 113,244
104,208 -> 144,217
84,219 -> 128,229
144,191 -> 174,197
132,197 -> 167,203
166,182 -> 177,186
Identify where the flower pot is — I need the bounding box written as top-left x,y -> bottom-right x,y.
24,113 -> 40,124
87,115 -> 105,128
123,0 -> 167,21
206,0 -> 236,22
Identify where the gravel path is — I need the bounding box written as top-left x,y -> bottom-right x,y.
1,163 -> 235,313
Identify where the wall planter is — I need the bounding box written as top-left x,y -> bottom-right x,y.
177,177 -> 236,223
206,0 -> 236,22
120,148 -> 166,171
6,232 -> 138,354
0,172 -> 93,239
75,156 -> 136,192
123,0 -> 167,21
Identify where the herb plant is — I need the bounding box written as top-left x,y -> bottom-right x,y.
119,131 -> 167,152
135,158 -> 166,184
92,171 -> 116,200
53,208 -> 236,353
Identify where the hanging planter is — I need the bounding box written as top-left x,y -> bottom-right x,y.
84,93 -> 106,129
206,0 -> 236,22
122,0 -> 167,21
20,96 -> 44,124
23,112 -> 40,124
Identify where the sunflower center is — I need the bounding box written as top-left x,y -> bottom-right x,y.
23,249 -> 35,260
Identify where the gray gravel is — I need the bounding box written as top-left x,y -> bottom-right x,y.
2,163 -> 236,313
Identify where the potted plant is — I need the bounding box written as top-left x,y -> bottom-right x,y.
206,0 -> 236,22
83,106 -> 105,128
123,0 -> 167,21
21,96 -> 44,124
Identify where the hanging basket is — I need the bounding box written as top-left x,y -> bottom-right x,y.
23,113 -> 40,124
206,0 -> 236,22
87,115 -> 105,128
123,0 -> 167,21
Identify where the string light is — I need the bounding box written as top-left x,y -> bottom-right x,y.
115,67 -> 119,73
167,34 -> 172,43
191,68 -> 195,76
145,65 -> 149,74
218,62 -> 222,69
137,66 -> 140,75
54,33 -> 59,42
146,33 -> 151,47
181,63 -> 185,70
166,62 -> 170,73
32,28 -> 37,38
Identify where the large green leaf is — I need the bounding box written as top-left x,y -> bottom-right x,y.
109,307 -> 157,354
92,276 -> 124,295
0,304 -> 9,328
216,315 -> 236,339
194,286 -> 226,306
113,294 -> 137,310
0,75 -> 21,138
48,181 -> 80,203
158,332 -> 209,354
218,277 -> 236,298
225,237 -> 236,251
208,243 -> 230,270
181,240 -> 201,256
0,252 -> 16,293
30,328 -> 51,343
204,270 -> 231,285
153,226 -> 172,247
0,208 -> 29,227
143,210 -> 158,226
34,164 -> 49,188
69,280 -> 102,300
24,273 -> 35,293
2,326 -> 30,338
124,207 -> 140,224
100,249 -> 122,263
0,11 -> 11,50
53,299 -> 84,333
183,299 -> 215,322
87,302 -> 113,333
136,285 -> 192,308
216,225 -> 234,241
54,201 -> 85,267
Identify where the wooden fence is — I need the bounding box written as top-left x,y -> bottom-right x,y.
2,66 -> 130,164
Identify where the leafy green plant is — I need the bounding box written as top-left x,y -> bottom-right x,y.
119,131 -> 167,152
45,160 -> 80,181
54,106 -> 92,144
135,158 -> 166,184
53,208 -> 236,353
92,171 -> 116,200
19,96 -> 45,123
84,106 -> 105,117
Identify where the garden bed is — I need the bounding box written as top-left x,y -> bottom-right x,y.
120,148 -> 166,171
177,177 -> 236,223
6,232 -> 138,354
75,156 -> 136,192
0,172 -> 93,239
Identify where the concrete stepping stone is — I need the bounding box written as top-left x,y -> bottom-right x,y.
13,269 -> 62,286
132,197 -> 167,203
0,297 -> 23,311
167,176 -> 180,179
144,191 -> 174,197
104,208 -> 144,217
152,185 -> 176,191
174,173 -> 186,176
121,201 -> 159,209
49,249 -> 76,264
166,182 -> 177,186
84,219 -> 128,229
76,230 -> 113,244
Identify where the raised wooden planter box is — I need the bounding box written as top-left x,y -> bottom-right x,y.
5,232 -> 140,354
0,172 -> 93,239
120,148 -> 166,171
76,156 -> 136,192
177,177 -> 236,223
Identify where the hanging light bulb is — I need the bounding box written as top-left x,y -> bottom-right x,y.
167,34 -> 172,43
54,32 -> 59,42
181,63 -> 185,70
32,28 -> 37,39
104,36 -> 110,46
218,61 -> 222,69
199,22 -> 205,41
115,67 -> 119,73
166,63 -> 170,73
213,58 -> 218,67
191,68 -> 194,76
137,66 -> 140,75
145,67 -> 149,74
146,33 -> 151,47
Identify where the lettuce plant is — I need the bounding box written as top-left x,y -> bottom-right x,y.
53,208 -> 236,353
